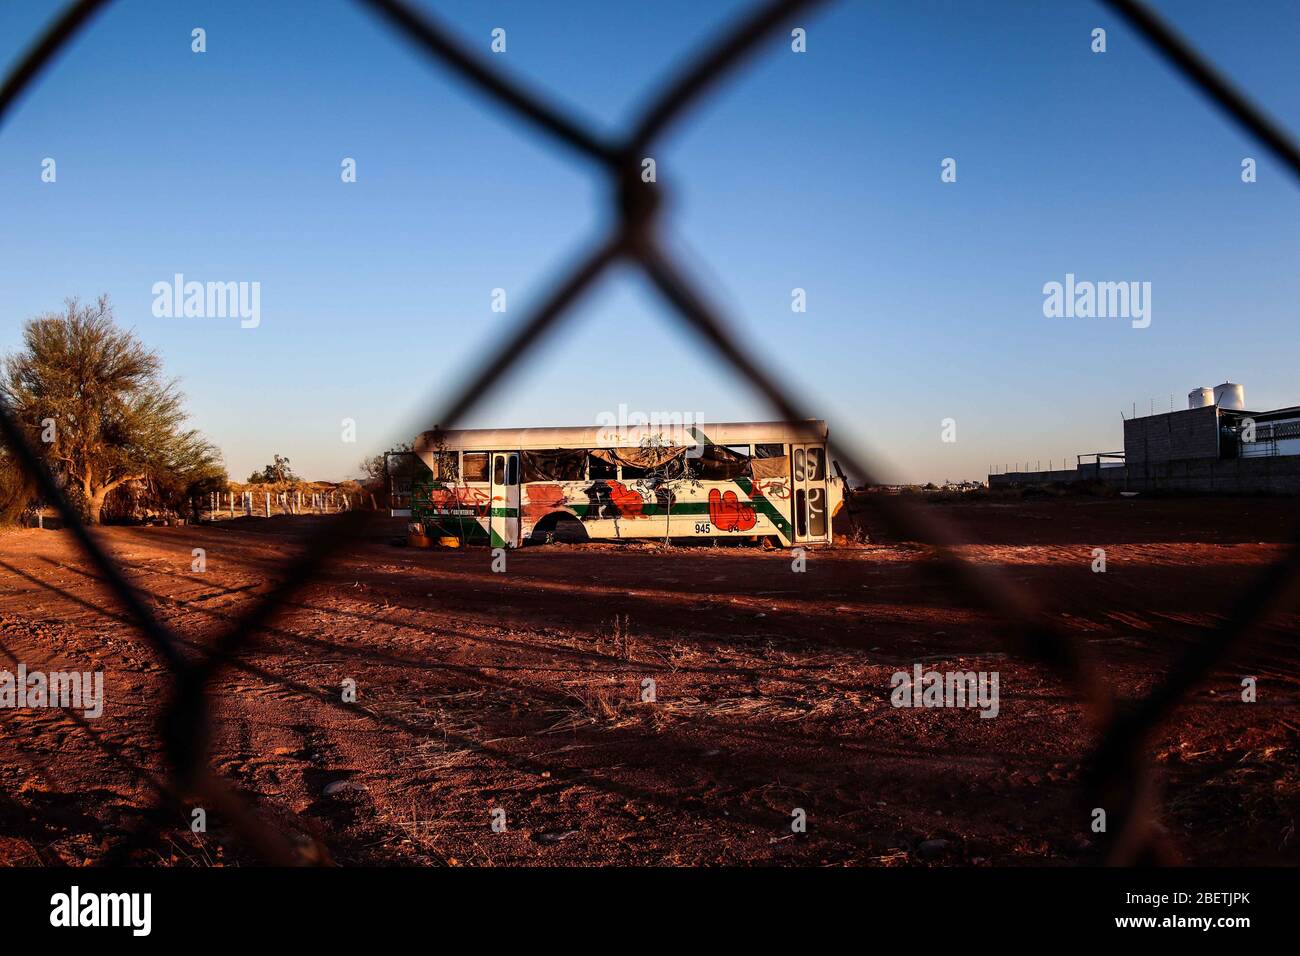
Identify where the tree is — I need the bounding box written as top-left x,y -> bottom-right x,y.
0,453 -> 36,525
248,454 -> 296,484
359,441 -> 412,482
629,434 -> 700,545
0,296 -> 223,524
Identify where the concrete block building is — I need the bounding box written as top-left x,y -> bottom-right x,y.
989,382 -> 1300,494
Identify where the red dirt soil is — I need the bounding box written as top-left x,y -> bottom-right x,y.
0,496 -> 1296,866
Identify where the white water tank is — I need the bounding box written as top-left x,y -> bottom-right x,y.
1213,381 -> 1245,410
1188,387 -> 1214,409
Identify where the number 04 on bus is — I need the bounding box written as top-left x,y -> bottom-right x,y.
394,420 -> 845,549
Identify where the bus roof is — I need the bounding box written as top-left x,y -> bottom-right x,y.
414,420 -> 828,452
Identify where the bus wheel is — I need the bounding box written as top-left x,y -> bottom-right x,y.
529,513 -> 588,545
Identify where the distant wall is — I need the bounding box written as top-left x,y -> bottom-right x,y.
1124,406 -> 1219,465
1117,455 -> 1300,494
988,469 -> 1080,487
988,455 -> 1300,494
989,406 -> 1300,493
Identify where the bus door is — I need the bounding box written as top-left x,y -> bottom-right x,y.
489,452 -> 521,548
790,444 -> 828,543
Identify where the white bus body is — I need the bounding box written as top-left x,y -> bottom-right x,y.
409,420 -> 843,549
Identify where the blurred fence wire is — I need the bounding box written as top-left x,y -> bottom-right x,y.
1,0 -> 1299,866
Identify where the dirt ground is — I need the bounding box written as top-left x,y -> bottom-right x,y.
0,496 -> 1296,866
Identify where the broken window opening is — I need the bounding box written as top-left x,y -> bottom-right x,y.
521,449 -> 587,482
462,452 -> 489,482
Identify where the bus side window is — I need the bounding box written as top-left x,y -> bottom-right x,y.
506,455 -> 519,485
431,451 -> 458,480
493,455 -> 505,485
463,452 -> 489,482
589,452 -> 616,479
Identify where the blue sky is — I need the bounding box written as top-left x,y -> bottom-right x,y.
1,0 -> 1297,483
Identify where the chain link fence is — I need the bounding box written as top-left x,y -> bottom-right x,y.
1,0 -> 1298,866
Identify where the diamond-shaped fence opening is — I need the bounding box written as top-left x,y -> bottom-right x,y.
1,0 -> 1298,866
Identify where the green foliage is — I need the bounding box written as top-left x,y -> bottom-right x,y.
0,454 -> 36,525
248,453 -> 296,484
359,441 -> 412,481
0,296 -> 224,523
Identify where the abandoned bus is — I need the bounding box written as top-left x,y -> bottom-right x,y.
407,420 -> 844,548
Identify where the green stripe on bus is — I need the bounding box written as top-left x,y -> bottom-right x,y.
735,477 -> 794,540
551,480 -> 793,541
419,516 -> 491,542
419,479 -> 796,544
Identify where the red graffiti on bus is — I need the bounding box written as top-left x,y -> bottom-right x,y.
754,477 -> 790,500
708,488 -> 756,532
607,480 -> 648,518
523,483 -> 568,519
424,483 -> 490,513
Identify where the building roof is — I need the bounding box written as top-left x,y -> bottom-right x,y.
1131,403 -> 1300,423
1219,405 -> 1300,422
